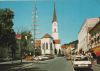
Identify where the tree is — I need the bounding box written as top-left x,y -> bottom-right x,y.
19,31 -> 32,56
0,8 -> 16,59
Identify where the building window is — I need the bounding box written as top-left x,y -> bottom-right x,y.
50,43 -> 53,50
94,38 -> 96,45
46,43 -> 48,49
97,36 -> 100,43
42,43 -> 45,49
54,28 -> 56,32
91,40 -> 93,44
92,39 -> 94,45
54,23 -> 56,26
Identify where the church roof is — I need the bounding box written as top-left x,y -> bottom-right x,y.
52,1 -> 57,22
42,33 -> 53,38
53,39 -> 60,44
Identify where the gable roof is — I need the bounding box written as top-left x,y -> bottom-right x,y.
42,33 -> 53,38
53,39 -> 60,44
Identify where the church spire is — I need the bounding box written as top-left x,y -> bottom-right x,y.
52,1 -> 57,22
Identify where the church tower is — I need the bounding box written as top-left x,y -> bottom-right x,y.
52,1 -> 61,54
52,2 -> 59,39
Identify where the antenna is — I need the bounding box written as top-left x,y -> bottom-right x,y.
32,0 -> 40,57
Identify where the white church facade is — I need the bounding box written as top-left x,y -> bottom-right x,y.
41,34 -> 55,55
40,2 -> 61,55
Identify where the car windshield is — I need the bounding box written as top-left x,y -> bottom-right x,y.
75,57 -> 88,61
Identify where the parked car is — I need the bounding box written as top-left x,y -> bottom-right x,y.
33,56 -> 41,61
45,55 -> 54,59
33,56 -> 49,61
33,55 -> 55,61
73,55 -> 92,70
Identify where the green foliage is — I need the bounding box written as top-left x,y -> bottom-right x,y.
67,40 -> 78,45
17,30 -> 32,51
0,8 -> 16,50
21,31 -> 32,40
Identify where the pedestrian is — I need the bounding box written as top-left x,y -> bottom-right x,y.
91,51 -> 97,64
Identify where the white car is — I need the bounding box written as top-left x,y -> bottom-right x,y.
73,55 -> 92,70
33,56 -> 49,61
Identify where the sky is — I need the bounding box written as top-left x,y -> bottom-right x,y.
0,0 -> 100,44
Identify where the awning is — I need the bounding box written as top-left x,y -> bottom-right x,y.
92,45 -> 100,56
96,52 -> 100,57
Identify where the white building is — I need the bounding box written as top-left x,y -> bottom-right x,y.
52,2 -> 61,54
41,34 -> 54,55
40,2 -> 61,55
78,18 -> 99,53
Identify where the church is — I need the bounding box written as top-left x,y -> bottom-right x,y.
40,2 -> 61,55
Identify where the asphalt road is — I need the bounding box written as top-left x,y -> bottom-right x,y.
33,57 -> 73,71
0,57 -> 100,71
0,57 -> 73,71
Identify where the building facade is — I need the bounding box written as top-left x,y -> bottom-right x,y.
38,2 -> 61,55
89,21 -> 100,56
78,18 -> 100,53
52,2 -> 61,54
41,34 -> 54,55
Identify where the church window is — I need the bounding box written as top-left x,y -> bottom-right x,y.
46,43 -> 48,49
54,28 -> 56,32
50,43 -> 53,50
42,43 -> 45,49
54,23 -> 56,26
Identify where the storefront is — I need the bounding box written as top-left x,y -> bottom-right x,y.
92,45 -> 100,57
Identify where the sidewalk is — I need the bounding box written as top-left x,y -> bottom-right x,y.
91,60 -> 100,67
94,63 -> 100,67
0,60 -> 42,71
0,59 -> 34,64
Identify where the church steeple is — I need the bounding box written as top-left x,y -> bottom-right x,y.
52,1 -> 57,22
52,0 -> 58,39
52,0 -> 61,55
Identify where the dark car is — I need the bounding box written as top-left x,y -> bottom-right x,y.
97,56 -> 100,64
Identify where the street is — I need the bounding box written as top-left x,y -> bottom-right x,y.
0,57 -> 73,71
92,64 -> 100,71
0,57 -> 100,71
33,57 -> 73,71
